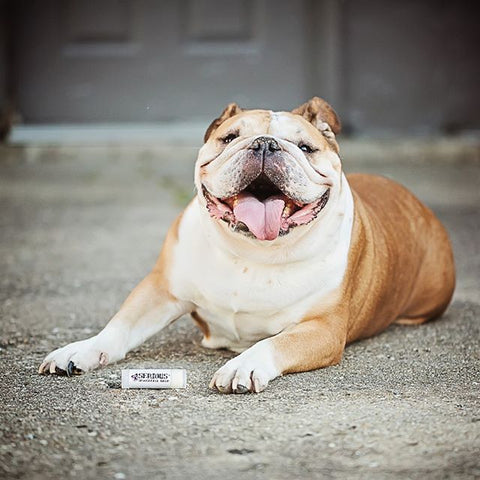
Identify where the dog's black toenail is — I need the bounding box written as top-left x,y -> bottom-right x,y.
67,361 -> 83,376
234,384 -> 249,394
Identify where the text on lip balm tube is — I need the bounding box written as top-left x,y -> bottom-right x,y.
121,369 -> 187,389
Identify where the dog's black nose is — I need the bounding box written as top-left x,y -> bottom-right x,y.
248,136 -> 280,154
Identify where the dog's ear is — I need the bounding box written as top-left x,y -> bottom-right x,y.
204,103 -> 243,143
292,97 -> 341,135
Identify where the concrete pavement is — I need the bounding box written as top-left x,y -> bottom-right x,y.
0,141 -> 479,479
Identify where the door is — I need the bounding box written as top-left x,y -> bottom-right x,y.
12,0 -> 312,122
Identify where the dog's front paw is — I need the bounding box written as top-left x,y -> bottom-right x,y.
209,340 -> 280,394
38,337 -> 110,376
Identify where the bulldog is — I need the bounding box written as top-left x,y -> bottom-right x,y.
39,97 -> 455,393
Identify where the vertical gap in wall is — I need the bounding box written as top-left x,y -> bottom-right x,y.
304,0 -> 351,135
337,0 -> 352,136
303,0 -> 317,105
1,0 -> 19,141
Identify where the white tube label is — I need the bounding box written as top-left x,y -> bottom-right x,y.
121,369 -> 186,389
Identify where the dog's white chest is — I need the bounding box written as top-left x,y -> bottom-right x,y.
172,247 -> 312,349
191,261 -> 317,350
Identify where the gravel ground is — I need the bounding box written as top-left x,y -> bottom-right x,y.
0,143 -> 479,479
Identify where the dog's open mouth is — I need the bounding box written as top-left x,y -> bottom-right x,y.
203,174 -> 330,241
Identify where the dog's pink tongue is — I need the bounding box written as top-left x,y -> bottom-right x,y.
233,193 -> 284,241
264,197 -> 285,240
233,194 -> 266,239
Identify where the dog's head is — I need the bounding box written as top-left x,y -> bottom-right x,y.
195,97 -> 343,242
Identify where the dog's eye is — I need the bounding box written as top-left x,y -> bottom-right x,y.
298,143 -> 315,153
222,132 -> 239,144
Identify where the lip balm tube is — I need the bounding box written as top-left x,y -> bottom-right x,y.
121,369 -> 186,389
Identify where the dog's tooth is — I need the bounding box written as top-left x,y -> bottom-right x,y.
236,221 -> 248,231
231,195 -> 239,208
282,200 -> 296,218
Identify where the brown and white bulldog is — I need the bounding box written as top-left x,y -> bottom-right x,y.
39,97 -> 455,393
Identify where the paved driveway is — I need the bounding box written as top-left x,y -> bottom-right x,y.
0,143 -> 479,479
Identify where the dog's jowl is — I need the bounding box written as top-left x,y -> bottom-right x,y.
39,97 -> 455,393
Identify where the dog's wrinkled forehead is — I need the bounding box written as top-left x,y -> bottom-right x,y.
215,110 -> 271,138
203,97 -> 341,153
269,112 -> 333,147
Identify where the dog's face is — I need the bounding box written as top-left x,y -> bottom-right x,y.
195,97 -> 343,242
